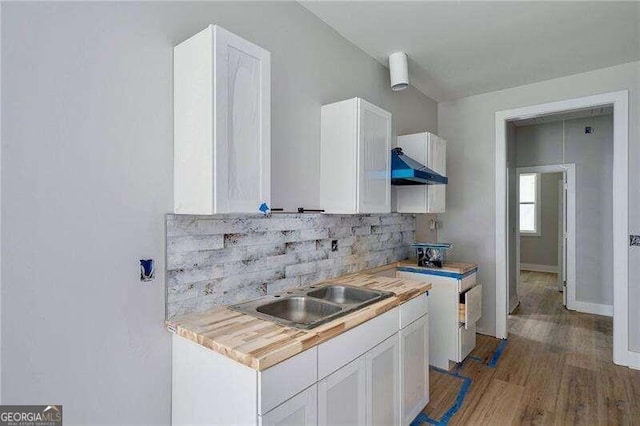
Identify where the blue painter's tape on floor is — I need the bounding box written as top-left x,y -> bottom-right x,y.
411,366 -> 471,426
488,338 -> 508,368
411,338 -> 508,425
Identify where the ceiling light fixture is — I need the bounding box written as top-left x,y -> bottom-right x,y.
389,52 -> 409,91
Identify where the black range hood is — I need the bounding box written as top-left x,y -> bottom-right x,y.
390,147 -> 448,186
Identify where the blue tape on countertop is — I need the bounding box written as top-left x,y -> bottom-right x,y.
397,266 -> 478,280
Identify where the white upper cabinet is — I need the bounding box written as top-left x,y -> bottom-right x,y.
174,25 -> 271,214
321,98 -> 391,214
395,132 -> 446,213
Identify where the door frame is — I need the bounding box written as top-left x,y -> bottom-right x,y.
558,178 -> 565,294
495,90 -> 632,367
515,165 -> 576,311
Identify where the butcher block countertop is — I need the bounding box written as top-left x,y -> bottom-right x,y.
166,268 -> 431,371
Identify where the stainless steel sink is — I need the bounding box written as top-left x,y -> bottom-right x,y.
257,296 -> 341,323
306,285 -> 382,305
229,283 -> 395,329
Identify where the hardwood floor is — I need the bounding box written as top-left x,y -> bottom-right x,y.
421,271 -> 640,425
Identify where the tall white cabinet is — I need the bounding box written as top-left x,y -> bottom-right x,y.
174,25 -> 271,214
395,132 -> 446,213
321,98 -> 392,214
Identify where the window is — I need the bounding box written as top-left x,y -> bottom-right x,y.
519,173 -> 540,235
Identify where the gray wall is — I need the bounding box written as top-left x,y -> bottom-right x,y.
415,213 -> 438,243
437,61 -> 639,353
517,116 -> 613,305
520,172 -> 563,268
0,2 -> 437,424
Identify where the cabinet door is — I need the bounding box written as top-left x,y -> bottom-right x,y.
260,385 -> 317,426
318,357 -> 367,426
366,334 -> 400,426
399,315 -> 429,425
427,134 -> 446,213
357,99 -> 391,213
215,26 -> 271,213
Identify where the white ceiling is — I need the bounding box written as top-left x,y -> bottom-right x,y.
300,1 -> 640,101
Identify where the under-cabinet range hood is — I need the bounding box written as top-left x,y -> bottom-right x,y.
391,147 -> 448,186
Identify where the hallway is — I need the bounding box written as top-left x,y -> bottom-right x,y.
420,271 -> 640,425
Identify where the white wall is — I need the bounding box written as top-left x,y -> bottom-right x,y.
517,116 -> 613,305
415,213 -> 438,243
437,61 -> 640,353
519,172 -> 563,268
0,2 -> 437,424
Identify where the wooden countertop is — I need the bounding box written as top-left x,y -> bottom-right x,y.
166,270 -> 431,371
397,260 -> 478,275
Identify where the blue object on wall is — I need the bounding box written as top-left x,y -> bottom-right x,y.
140,259 -> 154,282
258,202 -> 270,215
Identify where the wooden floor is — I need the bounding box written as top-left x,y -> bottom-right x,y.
422,271 -> 640,425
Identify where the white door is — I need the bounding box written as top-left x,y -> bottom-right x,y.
357,99 -> 391,213
318,357 -> 367,426
427,134 -> 446,213
560,173 -> 568,305
399,315 -> 429,425
366,334 -> 400,426
214,26 -> 271,213
260,385 -> 317,426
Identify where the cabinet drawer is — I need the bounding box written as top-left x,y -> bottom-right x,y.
459,284 -> 482,329
259,384 -> 317,426
457,323 -> 476,362
318,307 -> 399,379
399,292 -> 429,329
258,347 -> 318,414
459,272 -> 477,293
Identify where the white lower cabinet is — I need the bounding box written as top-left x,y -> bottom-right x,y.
172,294 -> 429,426
367,334 -> 400,426
398,270 -> 481,370
399,314 -> 429,425
318,357 -> 367,426
260,385 -> 317,426
319,333 -> 403,426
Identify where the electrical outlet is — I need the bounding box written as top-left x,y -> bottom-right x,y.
630,235 -> 640,246
331,240 -> 338,252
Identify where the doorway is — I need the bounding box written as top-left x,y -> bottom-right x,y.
511,165 -> 575,313
495,90 -> 633,368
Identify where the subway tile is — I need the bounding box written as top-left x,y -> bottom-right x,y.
168,234 -> 224,253
285,261 -> 318,277
167,265 -> 224,287
167,247 -> 247,270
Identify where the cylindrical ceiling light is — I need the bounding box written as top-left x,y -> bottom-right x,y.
389,52 -> 409,91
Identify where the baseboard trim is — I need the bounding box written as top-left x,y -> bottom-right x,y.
617,349 -> 640,370
572,301 -> 613,317
520,263 -> 558,273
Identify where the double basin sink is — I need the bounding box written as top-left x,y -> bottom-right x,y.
229,284 -> 395,330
